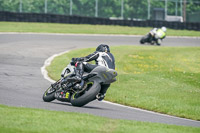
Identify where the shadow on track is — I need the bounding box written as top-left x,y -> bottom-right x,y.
50,101 -> 107,110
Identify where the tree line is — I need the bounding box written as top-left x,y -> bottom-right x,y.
0,0 -> 199,20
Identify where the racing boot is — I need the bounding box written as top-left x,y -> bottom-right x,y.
156,39 -> 161,46
96,84 -> 110,101
67,64 -> 84,83
96,93 -> 105,101
68,75 -> 82,82
67,71 -> 82,82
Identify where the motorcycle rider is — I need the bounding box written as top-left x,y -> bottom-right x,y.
149,26 -> 167,45
68,44 -> 115,101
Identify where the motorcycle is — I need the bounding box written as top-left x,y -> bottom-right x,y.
140,31 -> 161,46
42,61 -> 117,107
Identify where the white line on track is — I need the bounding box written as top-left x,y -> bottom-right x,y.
41,50 -> 69,83
1,32 -> 200,39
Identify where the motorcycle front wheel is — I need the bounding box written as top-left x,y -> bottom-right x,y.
140,37 -> 145,44
140,34 -> 149,44
43,84 -> 57,102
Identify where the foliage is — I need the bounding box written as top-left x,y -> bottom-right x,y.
1,22 -> 200,36
1,104 -> 200,133
46,46 -> 200,120
0,0 -> 200,20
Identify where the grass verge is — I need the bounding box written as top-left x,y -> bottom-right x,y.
46,46 -> 200,120
0,22 -> 200,36
0,104 -> 200,133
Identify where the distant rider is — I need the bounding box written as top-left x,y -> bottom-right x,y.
68,44 -> 115,101
149,26 -> 167,45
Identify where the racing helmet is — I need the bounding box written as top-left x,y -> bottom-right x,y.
96,44 -> 110,52
161,26 -> 167,32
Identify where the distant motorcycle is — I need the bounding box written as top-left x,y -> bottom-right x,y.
43,60 -> 117,107
140,33 -> 162,46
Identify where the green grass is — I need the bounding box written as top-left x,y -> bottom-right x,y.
46,46 -> 200,120
0,22 -> 200,36
0,104 -> 200,133
1,22 -> 200,132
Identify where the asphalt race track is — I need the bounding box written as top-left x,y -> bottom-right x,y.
0,33 -> 200,127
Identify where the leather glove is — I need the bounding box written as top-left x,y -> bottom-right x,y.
71,58 -> 77,62
71,58 -> 84,65
71,58 -> 77,65
75,57 -> 84,61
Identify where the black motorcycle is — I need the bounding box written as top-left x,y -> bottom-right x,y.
43,61 -> 117,107
140,32 -> 161,46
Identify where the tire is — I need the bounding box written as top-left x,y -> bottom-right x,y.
140,38 -> 145,44
140,35 -> 149,44
43,85 -> 56,102
70,80 -> 101,107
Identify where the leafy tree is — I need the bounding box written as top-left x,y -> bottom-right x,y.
73,0 -> 95,17
47,0 -> 70,15
0,0 -> 19,12
98,0 -> 121,18
0,0 -> 199,22
125,0 -> 148,19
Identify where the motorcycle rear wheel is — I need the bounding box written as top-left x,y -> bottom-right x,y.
70,80 -> 101,107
